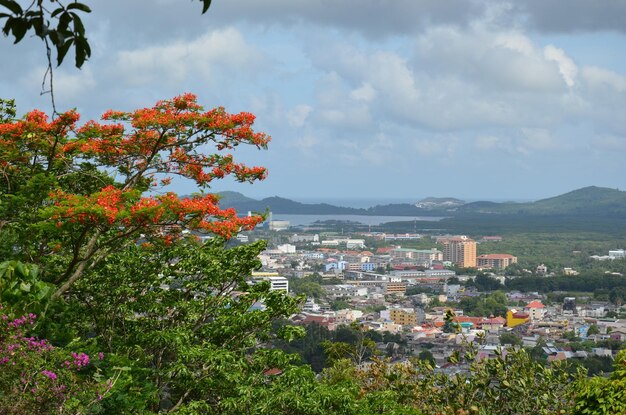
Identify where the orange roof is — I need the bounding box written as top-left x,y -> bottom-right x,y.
525,300 -> 545,309
483,317 -> 506,324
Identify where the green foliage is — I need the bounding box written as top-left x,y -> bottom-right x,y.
330,298 -> 351,311
499,332 -> 522,346
442,309 -> 461,333
64,238 -> 303,411
322,323 -> 378,367
465,274 -> 504,291
575,350 -> 626,414
289,274 -> 324,298
417,350 -> 435,365
0,260 -> 53,316
587,324 -> 600,336
457,291 -> 508,317
507,273 -> 626,296
0,97 -> 16,121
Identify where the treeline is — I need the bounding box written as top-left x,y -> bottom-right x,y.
507,274 -> 626,295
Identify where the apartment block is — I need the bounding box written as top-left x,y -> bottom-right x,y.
440,235 -> 476,268
476,254 -> 517,270
389,308 -> 417,326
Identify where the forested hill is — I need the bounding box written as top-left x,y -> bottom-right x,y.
215,186 -> 626,218
456,186 -> 626,216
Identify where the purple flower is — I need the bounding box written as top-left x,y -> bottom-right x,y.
41,370 -> 57,380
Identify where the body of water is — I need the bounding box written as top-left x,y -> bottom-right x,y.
271,214 -> 445,227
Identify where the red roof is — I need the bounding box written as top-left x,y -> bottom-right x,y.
483,317 -> 506,325
525,300 -> 545,309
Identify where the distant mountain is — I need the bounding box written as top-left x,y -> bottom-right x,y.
216,192 -> 363,215
458,186 -> 626,216
216,191 -> 258,205
216,187 -> 626,218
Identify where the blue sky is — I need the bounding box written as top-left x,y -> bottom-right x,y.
2,0 -> 626,202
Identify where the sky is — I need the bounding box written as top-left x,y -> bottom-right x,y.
1,0 -> 626,203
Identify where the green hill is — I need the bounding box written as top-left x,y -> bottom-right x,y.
214,187 -> 626,218
459,186 -> 626,216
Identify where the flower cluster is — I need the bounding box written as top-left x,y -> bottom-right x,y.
49,188 -> 264,240
0,307 -> 110,412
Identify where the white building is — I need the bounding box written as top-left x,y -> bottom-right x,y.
266,276 -> 288,292
276,244 -> 296,254
609,250 -> 625,259
346,239 -> 366,249
251,274 -> 289,293
302,298 -> 321,313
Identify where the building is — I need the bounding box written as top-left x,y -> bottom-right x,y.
269,220 -> 290,231
302,298 -> 321,313
506,310 -> 530,328
384,233 -> 422,241
440,236 -> 476,268
609,249 -> 625,259
276,244 -> 296,254
476,254 -> 517,270
389,308 -> 417,326
346,239 -> 366,249
390,248 -> 442,262
385,282 -> 407,296
524,300 -> 546,321
251,274 -> 289,293
289,234 -> 319,243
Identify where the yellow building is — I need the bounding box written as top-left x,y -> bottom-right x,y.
385,282 -> 407,296
506,309 -> 530,328
440,236 -> 476,268
389,308 -> 417,326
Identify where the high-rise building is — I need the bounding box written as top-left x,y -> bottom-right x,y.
440,236 -> 476,268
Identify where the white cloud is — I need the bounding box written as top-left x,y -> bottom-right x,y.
115,28 -> 264,86
286,104 -> 313,127
350,83 -> 377,102
581,66 -> 626,93
517,128 -> 557,155
544,45 -> 577,87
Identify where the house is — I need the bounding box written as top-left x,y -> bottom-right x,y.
609,328 -> 626,342
524,300 -> 546,321
481,316 -> 506,332
506,310 -> 530,328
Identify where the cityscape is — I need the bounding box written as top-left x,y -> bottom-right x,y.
248,213 -> 626,372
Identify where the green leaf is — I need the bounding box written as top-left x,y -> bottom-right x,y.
10,18 -> 27,43
66,3 -> 92,13
70,12 -> 85,35
56,38 -> 73,66
0,0 -> 23,15
50,7 -> 65,18
200,0 -> 212,14
19,281 -> 30,292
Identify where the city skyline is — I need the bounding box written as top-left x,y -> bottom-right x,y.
2,1 -> 625,200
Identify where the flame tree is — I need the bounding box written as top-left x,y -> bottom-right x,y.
0,93 -> 268,300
